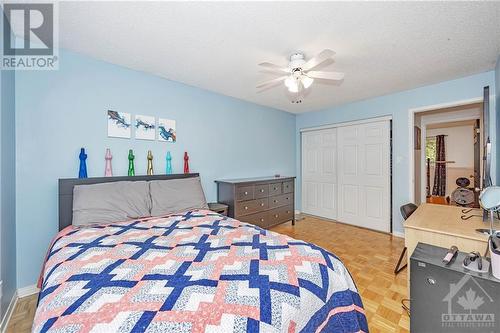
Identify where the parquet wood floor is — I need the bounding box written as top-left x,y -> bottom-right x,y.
7,215 -> 408,333
5,293 -> 37,333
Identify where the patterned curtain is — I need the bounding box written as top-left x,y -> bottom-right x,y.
432,135 -> 446,196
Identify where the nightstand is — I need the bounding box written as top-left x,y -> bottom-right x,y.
208,202 -> 229,216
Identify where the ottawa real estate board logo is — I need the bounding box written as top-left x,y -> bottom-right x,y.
441,274 -> 495,331
1,2 -> 59,70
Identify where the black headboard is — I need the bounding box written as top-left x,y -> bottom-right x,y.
58,173 -> 200,231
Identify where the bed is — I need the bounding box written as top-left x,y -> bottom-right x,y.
33,174 -> 367,333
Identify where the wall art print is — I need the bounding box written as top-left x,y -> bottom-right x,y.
107,110 -> 131,138
135,115 -> 156,140
158,118 -> 176,142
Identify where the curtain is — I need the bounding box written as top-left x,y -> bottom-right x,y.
432,135 -> 446,196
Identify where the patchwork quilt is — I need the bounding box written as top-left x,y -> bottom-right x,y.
33,210 -> 368,333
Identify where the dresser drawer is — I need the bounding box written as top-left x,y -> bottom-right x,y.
283,180 -> 294,194
235,198 -> 268,216
241,211 -> 270,228
268,205 -> 294,226
269,182 -> 282,196
236,185 -> 254,201
254,184 -> 269,198
269,193 -> 293,209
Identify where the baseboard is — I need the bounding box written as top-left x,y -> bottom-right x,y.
392,231 -> 405,239
17,285 -> 39,298
0,290 -> 18,333
294,209 -> 301,215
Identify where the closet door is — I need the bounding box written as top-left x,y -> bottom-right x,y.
337,121 -> 390,232
301,128 -> 337,219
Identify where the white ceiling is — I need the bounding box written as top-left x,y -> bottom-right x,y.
27,2 -> 500,113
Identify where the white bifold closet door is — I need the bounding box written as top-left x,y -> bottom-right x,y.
301,128 -> 337,219
301,119 -> 390,232
337,121 -> 390,232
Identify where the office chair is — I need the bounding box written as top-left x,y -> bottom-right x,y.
394,203 -> 418,274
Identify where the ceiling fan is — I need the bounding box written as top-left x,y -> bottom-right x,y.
257,49 -> 344,103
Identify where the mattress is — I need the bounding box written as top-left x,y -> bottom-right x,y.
33,210 -> 367,332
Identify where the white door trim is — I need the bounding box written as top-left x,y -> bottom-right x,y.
300,115 -> 392,133
407,97 -> 483,203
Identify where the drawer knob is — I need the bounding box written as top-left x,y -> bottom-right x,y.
273,187 -> 277,190
275,214 -> 279,218
244,191 -> 248,195
274,200 -> 278,203
287,211 -> 291,214
244,206 -> 248,210
260,203 -> 265,206
260,189 -> 264,193
260,218 -> 265,222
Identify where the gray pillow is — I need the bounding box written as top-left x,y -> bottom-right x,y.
150,177 -> 208,216
72,181 -> 151,226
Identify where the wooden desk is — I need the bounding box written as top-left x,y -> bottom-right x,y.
404,203 -> 491,285
405,204 -> 490,260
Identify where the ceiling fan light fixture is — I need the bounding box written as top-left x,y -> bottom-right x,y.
257,49 -> 343,101
288,85 -> 299,93
285,76 -> 299,93
301,75 -> 314,89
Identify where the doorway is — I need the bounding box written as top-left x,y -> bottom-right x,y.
413,102 -> 482,207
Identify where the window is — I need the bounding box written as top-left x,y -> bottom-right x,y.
426,137 -> 436,162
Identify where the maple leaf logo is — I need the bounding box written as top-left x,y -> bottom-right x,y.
457,288 -> 484,313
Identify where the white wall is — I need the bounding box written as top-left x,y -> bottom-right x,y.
427,125 -> 474,168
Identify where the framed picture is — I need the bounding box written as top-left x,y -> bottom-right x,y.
158,118 -> 176,142
135,115 -> 156,140
107,110 -> 131,138
414,126 -> 421,150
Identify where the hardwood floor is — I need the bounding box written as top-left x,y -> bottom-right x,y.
6,293 -> 37,333
7,215 -> 408,333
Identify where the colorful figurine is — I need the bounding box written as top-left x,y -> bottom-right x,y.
78,148 -> 88,178
147,150 -> 154,175
128,149 -> 135,176
166,151 -> 172,174
104,148 -> 113,177
183,151 -> 189,174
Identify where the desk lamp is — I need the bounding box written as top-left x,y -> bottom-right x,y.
479,186 -> 500,236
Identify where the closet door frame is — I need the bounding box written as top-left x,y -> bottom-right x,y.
300,115 -> 392,232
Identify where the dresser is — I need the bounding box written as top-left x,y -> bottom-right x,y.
215,176 -> 295,228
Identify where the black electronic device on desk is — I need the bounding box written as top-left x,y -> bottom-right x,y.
410,242 -> 499,333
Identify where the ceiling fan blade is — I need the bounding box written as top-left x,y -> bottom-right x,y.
256,76 -> 287,89
306,71 -> 344,81
302,49 -> 335,71
258,62 -> 290,73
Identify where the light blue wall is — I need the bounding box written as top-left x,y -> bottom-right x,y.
296,71 -> 496,234
0,15 -> 17,318
496,56 -> 500,182
15,49 -> 296,288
